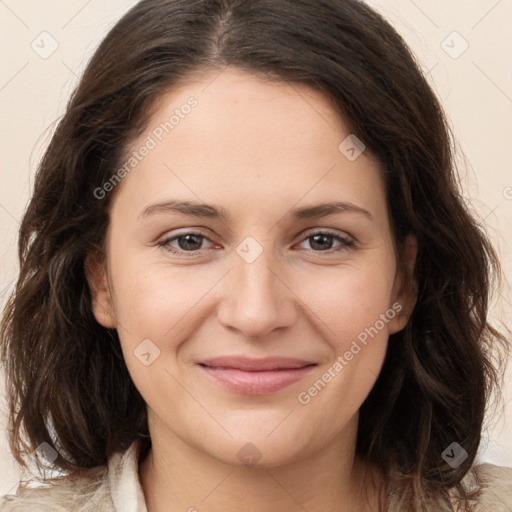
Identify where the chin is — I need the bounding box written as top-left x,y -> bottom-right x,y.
213,440 -> 309,469
196,424 -> 315,469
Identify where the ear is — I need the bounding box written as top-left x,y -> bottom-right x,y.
388,234 -> 418,335
84,250 -> 117,328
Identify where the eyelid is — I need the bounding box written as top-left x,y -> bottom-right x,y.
157,230 -> 217,253
299,227 -> 353,242
293,229 -> 355,253
157,227 -> 356,256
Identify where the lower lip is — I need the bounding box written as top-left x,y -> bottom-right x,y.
198,365 -> 316,395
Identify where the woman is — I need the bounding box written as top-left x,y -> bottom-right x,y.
1,0 -> 511,510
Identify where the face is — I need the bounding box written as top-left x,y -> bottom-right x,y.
87,67 -> 416,467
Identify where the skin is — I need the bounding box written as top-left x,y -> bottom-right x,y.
86,67 -> 417,512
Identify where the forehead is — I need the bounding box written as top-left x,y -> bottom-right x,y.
141,67 -> 350,158
112,67 -> 385,218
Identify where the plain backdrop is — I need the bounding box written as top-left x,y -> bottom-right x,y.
1,0 -> 511,495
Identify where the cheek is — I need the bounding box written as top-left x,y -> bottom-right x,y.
297,262 -> 396,340
292,266 -> 395,412
110,245 -> 397,355
108,260 -> 202,404
108,254 -> 225,379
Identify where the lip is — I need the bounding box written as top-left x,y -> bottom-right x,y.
197,356 -> 317,395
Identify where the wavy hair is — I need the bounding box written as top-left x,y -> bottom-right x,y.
1,0 -> 509,509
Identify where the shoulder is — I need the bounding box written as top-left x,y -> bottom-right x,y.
0,466 -> 113,512
0,441 -> 145,512
456,462 -> 512,511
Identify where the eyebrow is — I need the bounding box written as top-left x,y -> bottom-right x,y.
138,199 -> 373,221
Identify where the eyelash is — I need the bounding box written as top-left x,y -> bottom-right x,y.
156,230 -> 356,256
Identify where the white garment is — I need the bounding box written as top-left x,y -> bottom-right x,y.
0,441 -> 146,511
1,440 -> 511,511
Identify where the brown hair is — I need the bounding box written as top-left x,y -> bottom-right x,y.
1,0 -> 509,509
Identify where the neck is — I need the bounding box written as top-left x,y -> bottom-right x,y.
139,411 -> 386,512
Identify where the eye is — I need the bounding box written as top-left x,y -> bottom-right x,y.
157,232 -> 215,255
156,229 -> 355,257
295,230 -> 355,253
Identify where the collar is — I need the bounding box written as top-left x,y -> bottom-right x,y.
107,440 -> 148,512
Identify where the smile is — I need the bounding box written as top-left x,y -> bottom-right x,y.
197,356 -> 317,395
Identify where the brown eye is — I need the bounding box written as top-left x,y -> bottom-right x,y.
297,231 -> 355,253
158,232 -> 214,255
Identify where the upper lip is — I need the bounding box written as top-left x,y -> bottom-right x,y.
198,356 -> 316,371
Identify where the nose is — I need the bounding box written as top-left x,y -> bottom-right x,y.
216,248 -> 299,339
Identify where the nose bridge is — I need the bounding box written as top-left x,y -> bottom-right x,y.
216,237 -> 296,338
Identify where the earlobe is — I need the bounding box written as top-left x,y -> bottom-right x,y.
388,234 -> 418,335
84,250 -> 117,328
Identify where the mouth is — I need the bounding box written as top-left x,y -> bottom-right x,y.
197,356 -> 317,395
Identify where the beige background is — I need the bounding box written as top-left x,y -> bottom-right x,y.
0,0 -> 511,495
